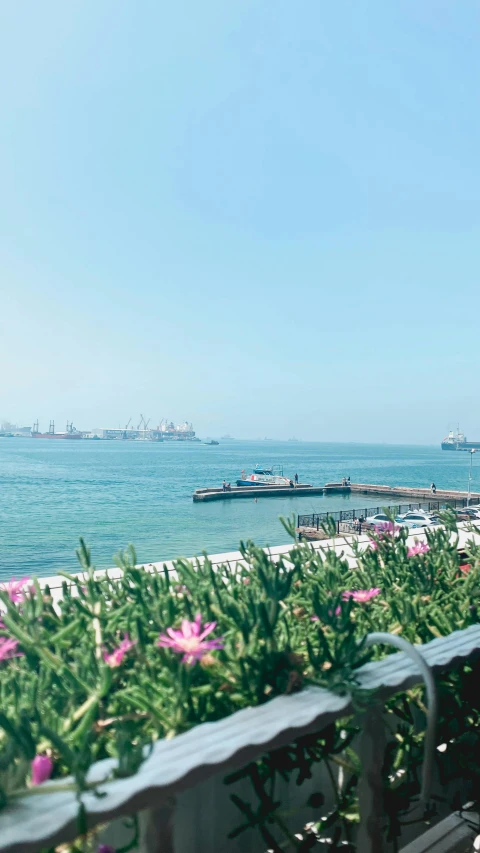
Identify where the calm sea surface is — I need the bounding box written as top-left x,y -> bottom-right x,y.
0,439 -> 477,579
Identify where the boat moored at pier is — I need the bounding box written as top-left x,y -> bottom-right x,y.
236,465 -> 292,487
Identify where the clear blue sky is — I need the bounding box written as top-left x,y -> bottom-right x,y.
1,1 -> 479,443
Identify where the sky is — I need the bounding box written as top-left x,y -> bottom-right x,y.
1,1 -> 479,444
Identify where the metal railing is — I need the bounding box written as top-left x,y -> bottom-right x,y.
298,498 -> 475,532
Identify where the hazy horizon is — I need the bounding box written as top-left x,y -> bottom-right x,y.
1,2 -> 479,446
0,423 -> 458,447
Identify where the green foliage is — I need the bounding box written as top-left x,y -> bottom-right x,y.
0,523 -> 479,851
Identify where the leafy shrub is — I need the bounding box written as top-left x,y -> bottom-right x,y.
0,517 -> 479,850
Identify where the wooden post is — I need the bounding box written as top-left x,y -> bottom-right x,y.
356,702 -> 386,853
138,797 -> 176,853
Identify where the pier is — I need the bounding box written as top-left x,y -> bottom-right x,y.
349,483 -> 480,502
193,484 -> 317,502
193,481 -> 480,504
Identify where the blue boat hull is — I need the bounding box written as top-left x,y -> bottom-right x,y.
236,479 -> 290,487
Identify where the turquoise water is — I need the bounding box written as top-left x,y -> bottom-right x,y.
0,439 -> 477,579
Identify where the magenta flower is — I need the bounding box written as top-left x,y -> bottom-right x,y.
103,634 -> 136,668
0,637 -> 21,662
378,522 -> 399,535
310,605 -> 342,623
342,588 -> 381,603
0,577 -> 31,604
31,754 -> 53,786
157,613 -> 224,665
369,539 -> 378,550
407,542 -> 430,558
98,846 -> 116,853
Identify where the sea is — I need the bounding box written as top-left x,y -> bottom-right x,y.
0,438 -> 477,580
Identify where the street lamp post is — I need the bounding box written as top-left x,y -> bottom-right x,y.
467,449 -> 475,506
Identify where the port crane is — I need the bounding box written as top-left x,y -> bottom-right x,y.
138,415 -> 151,439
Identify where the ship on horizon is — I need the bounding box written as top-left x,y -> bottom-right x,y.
441,427 -> 480,451
32,421 -> 83,440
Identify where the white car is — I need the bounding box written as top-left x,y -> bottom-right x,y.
365,513 -> 393,527
396,511 -> 440,528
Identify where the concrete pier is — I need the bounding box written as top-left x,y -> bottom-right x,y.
350,483 -> 480,502
193,484 -> 317,502
193,482 -> 480,504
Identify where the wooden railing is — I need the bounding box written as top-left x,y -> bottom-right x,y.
0,624 -> 479,853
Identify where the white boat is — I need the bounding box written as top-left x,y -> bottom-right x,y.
236,465 -> 292,487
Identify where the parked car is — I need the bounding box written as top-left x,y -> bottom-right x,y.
395,511 -> 440,528
365,513 -> 393,527
454,506 -> 480,521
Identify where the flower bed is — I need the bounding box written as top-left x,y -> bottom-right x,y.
0,517 -> 479,851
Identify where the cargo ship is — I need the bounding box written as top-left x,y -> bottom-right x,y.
31,421 -> 83,440
441,428 -> 480,451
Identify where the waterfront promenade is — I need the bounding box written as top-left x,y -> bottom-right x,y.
32,519 -> 480,607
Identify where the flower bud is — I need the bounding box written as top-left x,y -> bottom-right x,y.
31,754 -> 53,786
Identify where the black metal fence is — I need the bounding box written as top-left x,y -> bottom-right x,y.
297,497 -> 475,532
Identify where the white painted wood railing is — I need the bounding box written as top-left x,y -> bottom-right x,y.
0,625 -> 479,853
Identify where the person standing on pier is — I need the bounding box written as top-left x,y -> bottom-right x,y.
431,482 -> 437,494
294,472 -> 299,485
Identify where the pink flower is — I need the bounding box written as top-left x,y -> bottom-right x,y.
342,588 -> 381,603
378,522 -> 399,535
369,523 -> 400,550
0,637 -> 21,661
103,634 -> 136,667
0,577 -> 31,604
31,754 -> 53,786
157,613 -> 224,665
311,605 -> 341,622
407,542 -> 430,557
